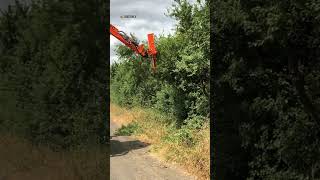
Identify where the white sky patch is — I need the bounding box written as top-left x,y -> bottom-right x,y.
110,0 -> 178,64
0,0 -> 30,10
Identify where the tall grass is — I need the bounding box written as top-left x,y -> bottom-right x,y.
111,103 -> 210,180
0,133 -> 108,180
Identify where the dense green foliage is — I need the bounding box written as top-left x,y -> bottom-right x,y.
213,0 -> 320,179
111,0 -> 209,128
114,122 -> 140,136
0,0 -> 108,149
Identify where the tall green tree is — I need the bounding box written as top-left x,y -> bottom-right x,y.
111,0 -> 209,127
0,0 -> 108,149
213,0 -> 320,179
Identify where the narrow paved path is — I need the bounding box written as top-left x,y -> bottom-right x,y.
110,120 -> 196,180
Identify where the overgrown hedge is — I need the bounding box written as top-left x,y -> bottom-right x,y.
0,0 -> 108,149
111,0 -> 210,127
111,0 -> 320,179
212,0 -> 320,179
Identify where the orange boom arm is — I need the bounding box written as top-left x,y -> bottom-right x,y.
109,24 -> 157,72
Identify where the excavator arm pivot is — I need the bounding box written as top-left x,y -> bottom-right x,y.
110,24 -> 157,72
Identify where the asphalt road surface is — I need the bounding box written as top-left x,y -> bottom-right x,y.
110,120 -> 196,180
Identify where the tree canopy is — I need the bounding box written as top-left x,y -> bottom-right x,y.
213,0 -> 320,179
0,0 -> 108,149
110,0 -> 209,128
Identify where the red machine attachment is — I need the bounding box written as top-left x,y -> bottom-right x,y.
110,24 -> 157,72
147,34 -> 157,72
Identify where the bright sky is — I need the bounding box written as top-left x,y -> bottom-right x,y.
1,0 -> 195,65
110,0 -> 178,64
0,0 -> 13,10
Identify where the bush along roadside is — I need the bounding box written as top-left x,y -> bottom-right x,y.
110,1 -> 209,179
114,122 -> 140,136
110,104 -> 210,180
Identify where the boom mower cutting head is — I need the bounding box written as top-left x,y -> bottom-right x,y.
147,33 -> 157,73
110,24 -> 158,73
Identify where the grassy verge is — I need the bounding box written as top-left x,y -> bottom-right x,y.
114,122 -> 140,136
0,133 -> 108,180
111,103 -> 210,180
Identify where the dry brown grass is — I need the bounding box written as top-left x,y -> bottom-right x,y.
110,103 -> 210,180
110,103 -> 146,126
0,134 -> 108,180
154,123 -> 210,180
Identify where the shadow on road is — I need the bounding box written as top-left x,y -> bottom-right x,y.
110,136 -> 150,157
